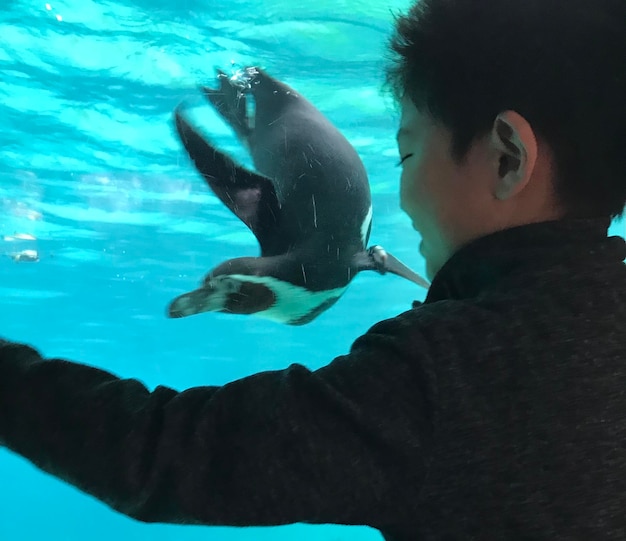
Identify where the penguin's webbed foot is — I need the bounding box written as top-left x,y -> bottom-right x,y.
361,244 -> 431,289
367,245 -> 389,274
199,67 -> 258,138
227,66 -> 260,94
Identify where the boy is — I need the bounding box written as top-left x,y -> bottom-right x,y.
1,1 -> 625,539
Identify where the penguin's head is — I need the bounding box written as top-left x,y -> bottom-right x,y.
168,272 -> 276,319
167,258 -> 347,325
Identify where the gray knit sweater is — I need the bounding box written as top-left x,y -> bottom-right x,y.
1,217 -> 625,540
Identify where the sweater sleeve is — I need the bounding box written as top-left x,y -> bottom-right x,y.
0,318 -> 434,529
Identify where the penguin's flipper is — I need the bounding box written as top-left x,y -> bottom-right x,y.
174,105 -> 282,254
353,245 -> 431,289
200,68 -> 251,141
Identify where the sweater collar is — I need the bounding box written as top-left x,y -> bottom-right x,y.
424,218 -> 626,303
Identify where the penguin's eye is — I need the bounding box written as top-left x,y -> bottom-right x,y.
223,279 -> 239,293
396,154 -> 413,167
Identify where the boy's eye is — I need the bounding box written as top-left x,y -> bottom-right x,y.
396,153 -> 414,167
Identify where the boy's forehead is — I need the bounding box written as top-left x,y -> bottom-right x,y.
400,95 -> 418,120
397,97 -> 428,140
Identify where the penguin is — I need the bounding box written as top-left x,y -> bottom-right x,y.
168,66 -> 429,325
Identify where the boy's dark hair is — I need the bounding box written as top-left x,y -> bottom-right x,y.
384,0 -> 626,219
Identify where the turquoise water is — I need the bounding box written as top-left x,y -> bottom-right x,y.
1,1 -> 624,540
